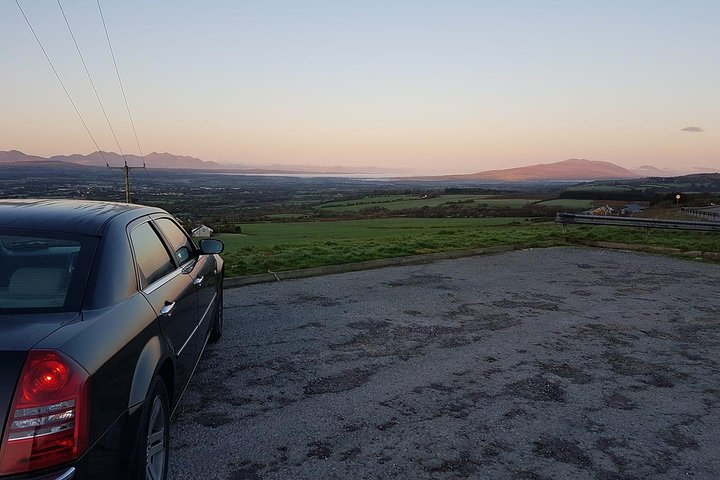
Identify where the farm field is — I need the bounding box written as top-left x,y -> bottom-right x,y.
564,185 -> 637,192
315,194 -> 540,212
313,194 -> 595,214
264,213 -> 310,219
219,218 -> 552,275
217,217 -> 720,277
534,199 -> 593,209
220,218 -> 532,248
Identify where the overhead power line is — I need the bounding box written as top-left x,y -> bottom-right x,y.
18,0 -> 148,203
57,0 -> 129,167
97,0 -> 146,169
15,0 -> 109,167
95,0 -> 148,202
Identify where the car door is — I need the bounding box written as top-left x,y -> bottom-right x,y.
129,220 -> 199,389
153,216 -> 219,343
193,252 -> 218,342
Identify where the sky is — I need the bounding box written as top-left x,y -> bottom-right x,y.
1,0 -> 718,174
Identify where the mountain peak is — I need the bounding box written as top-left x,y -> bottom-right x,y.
468,159 -> 639,181
413,159 -> 640,181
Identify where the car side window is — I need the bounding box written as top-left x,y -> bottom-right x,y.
154,218 -> 196,266
130,222 -> 176,289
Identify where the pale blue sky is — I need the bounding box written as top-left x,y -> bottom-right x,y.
2,1 -> 718,173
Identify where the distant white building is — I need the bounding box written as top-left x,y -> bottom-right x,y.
191,225 -> 213,238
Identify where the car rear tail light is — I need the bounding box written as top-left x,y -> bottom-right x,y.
0,350 -> 89,475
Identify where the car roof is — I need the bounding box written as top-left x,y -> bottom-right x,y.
0,199 -> 166,236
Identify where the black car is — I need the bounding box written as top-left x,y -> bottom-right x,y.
0,199 -> 224,480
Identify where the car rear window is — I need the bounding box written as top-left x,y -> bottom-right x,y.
0,230 -> 96,313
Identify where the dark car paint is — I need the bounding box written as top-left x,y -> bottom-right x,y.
2,466 -> 77,480
0,353 -> 26,458
0,313 -> 80,351
82,221 -> 137,310
0,200 -> 223,479
0,200 -> 151,236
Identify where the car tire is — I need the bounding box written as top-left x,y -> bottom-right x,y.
133,376 -> 170,480
208,282 -> 223,343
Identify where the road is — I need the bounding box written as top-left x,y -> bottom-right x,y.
168,247 -> 720,479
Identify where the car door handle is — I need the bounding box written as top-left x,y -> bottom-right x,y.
193,276 -> 204,286
160,301 -> 176,316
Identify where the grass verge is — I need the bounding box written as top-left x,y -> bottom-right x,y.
218,218 -> 720,277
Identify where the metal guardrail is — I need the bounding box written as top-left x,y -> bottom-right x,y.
555,213 -> 720,232
682,207 -> 720,221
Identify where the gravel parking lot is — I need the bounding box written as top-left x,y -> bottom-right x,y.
169,247 -> 720,479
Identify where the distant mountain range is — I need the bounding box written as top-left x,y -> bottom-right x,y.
1,150 -> 709,180
0,150 -> 399,174
414,159 -> 658,181
0,150 -> 221,170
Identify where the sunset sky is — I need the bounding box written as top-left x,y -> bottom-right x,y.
1,1 -> 718,174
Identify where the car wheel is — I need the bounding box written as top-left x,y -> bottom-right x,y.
134,376 -> 170,480
208,283 -> 223,342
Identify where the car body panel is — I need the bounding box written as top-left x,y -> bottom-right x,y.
1,466 -> 76,479
0,313 -> 79,351
194,255 -> 219,327
128,337 -> 164,408
141,268 -> 199,392
0,200 -> 151,237
29,295 -> 162,441
186,254 -> 218,357
0,352 -> 26,451
82,220 -> 137,310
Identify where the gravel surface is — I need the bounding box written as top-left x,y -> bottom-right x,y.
168,246 -> 720,479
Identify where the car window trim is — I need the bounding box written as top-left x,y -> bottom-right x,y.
142,267 -> 183,295
127,219 -> 177,291
149,215 -> 198,268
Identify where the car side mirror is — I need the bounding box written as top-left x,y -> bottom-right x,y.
198,238 -> 224,254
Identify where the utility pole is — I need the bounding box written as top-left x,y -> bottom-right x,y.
108,162 -> 145,203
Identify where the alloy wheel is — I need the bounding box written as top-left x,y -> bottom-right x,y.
145,396 -> 166,480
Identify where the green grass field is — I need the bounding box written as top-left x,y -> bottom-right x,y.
476,198 -> 540,208
314,194 -> 593,213
315,194 -> 536,212
220,218 -> 530,248
564,185 -> 636,192
264,213 -> 310,219
218,218 -> 720,277
534,199 -> 593,209
317,195 -> 419,208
